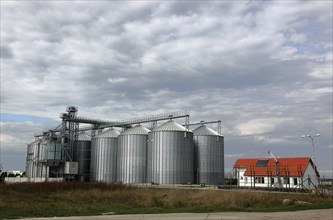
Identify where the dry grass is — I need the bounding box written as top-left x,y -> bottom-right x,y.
0,182 -> 332,219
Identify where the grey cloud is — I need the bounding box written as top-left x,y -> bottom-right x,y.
0,46 -> 13,59
0,1 -> 332,175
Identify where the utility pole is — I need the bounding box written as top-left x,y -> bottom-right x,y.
301,134 -> 320,165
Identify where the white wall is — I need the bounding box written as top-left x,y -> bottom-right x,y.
4,177 -> 28,183
234,168 -> 305,189
5,177 -> 63,183
302,162 -> 319,188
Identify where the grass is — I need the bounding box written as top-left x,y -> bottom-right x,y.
0,182 -> 332,219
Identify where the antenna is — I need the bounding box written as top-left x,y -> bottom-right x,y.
268,151 -> 278,163
267,150 -> 282,187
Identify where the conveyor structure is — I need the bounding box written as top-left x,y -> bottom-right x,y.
35,106 -> 190,162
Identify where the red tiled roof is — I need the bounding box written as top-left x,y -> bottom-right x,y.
233,157 -> 320,177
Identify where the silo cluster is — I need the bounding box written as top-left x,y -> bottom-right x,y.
114,121 -> 224,185
26,119 -> 224,185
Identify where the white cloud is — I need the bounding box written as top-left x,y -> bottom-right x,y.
309,62 -> 333,79
107,77 -> 127,84
237,118 -> 292,136
285,86 -> 332,102
290,32 -> 307,44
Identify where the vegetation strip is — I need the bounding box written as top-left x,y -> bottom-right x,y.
0,182 -> 332,219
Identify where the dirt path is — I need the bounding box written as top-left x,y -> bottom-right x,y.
20,209 -> 333,220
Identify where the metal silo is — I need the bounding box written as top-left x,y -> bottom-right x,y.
193,125 -> 224,185
39,140 -> 48,161
147,120 -> 194,184
117,124 -> 150,184
90,128 -> 119,183
26,139 -> 40,179
77,133 -> 91,181
36,140 -> 48,178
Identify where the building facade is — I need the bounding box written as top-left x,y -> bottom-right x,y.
233,157 -> 320,189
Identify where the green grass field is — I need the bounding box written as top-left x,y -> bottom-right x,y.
0,182 -> 332,219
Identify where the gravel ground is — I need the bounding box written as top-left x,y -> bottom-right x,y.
20,209 -> 333,220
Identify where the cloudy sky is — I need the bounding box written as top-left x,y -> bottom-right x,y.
1,1 -> 332,177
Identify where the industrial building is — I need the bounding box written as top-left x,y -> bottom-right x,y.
233,157 -> 320,189
25,106 -> 224,185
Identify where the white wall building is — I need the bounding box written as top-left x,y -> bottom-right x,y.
233,157 -> 320,189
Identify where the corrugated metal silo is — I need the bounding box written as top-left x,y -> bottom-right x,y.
147,120 -> 194,184
117,124 -> 150,184
193,125 -> 224,185
36,140 -> 48,178
77,133 -> 91,181
39,140 -> 48,161
90,128 -> 119,183
26,139 -> 40,179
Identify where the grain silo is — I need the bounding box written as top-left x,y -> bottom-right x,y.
147,120 -> 194,184
193,125 -> 224,185
38,140 -> 48,162
36,140 -> 48,178
77,133 -> 91,181
117,124 -> 150,184
90,128 -> 119,182
26,139 -> 40,179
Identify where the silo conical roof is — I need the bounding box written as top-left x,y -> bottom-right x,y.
153,120 -> 187,131
121,124 -> 150,135
78,133 -> 91,141
94,128 -> 120,138
193,125 -> 220,136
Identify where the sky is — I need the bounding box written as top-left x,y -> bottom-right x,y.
1,1 -> 332,177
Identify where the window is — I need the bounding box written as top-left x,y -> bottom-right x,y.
245,177 -> 248,183
271,178 -> 275,184
255,160 -> 269,167
255,177 -> 265,184
294,178 -> 298,185
283,177 -> 290,184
